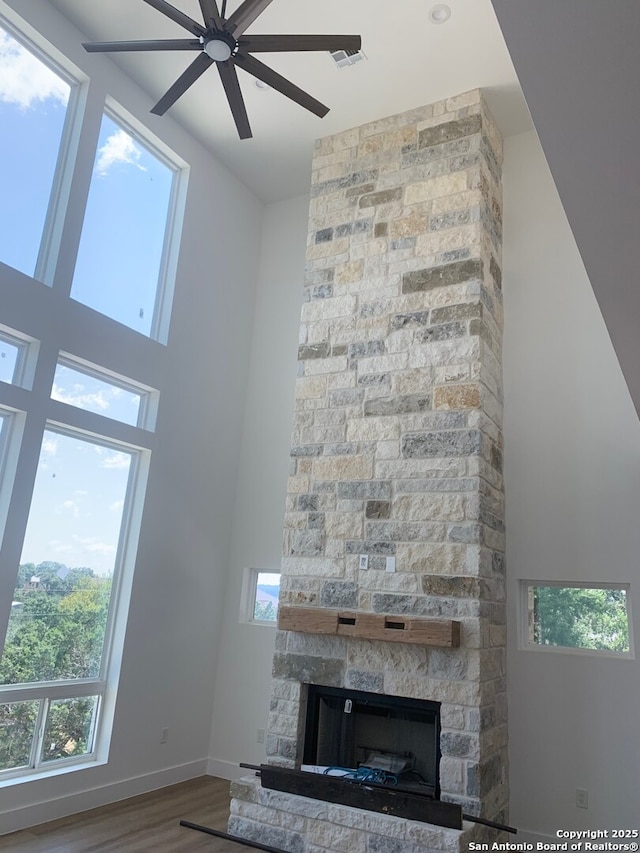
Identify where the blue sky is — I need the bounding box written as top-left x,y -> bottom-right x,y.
0,27 -> 69,278
0,24 -> 172,580
20,430 -> 131,578
71,114 -> 174,336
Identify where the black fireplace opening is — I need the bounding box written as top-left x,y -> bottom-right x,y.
302,685 -> 441,799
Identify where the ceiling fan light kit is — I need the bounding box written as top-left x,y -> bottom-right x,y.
82,0 -> 362,139
203,31 -> 236,61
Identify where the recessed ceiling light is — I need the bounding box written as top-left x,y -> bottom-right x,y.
429,4 -> 451,23
255,79 -> 271,90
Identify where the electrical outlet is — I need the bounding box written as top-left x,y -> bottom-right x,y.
385,556 -> 396,573
359,554 -> 369,570
257,728 -> 265,744
576,788 -> 588,809
160,727 -> 169,744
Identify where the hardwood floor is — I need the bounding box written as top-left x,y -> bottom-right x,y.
0,776 -> 258,852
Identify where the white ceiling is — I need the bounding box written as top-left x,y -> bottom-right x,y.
49,0 -> 532,202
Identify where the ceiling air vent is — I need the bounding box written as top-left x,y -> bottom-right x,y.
329,48 -> 367,68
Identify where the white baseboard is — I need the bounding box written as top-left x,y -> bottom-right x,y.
0,759 -> 208,837
207,757 -> 248,781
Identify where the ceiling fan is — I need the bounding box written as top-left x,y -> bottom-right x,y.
83,0 -> 362,139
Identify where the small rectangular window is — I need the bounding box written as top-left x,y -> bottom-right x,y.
521,581 -> 632,657
70,111 -> 176,338
255,572 -> 280,622
0,327 -> 37,389
40,695 -> 99,764
0,334 -> 21,385
241,569 -> 280,624
0,701 -> 39,770
51,359 -> 149,428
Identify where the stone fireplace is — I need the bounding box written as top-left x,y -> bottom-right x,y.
230,89 -> 507,852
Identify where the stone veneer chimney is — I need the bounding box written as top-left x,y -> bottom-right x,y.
230,90 -> 507,851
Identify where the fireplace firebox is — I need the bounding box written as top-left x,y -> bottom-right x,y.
302,685 -> 441,799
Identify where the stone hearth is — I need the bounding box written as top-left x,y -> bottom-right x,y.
230,89 -> 507,852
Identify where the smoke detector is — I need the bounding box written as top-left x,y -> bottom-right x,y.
429,4 -> 451,23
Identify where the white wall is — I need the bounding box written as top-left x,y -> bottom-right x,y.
502,130 -> 640,834
208,129 -> 640,835
208,194 -> 309,778
0,0 -> 263,833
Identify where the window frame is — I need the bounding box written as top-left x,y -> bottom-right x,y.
0,328 -> 29,388
0,6 -> 186,787
53,353 -> 158,431
518,579 -> 634,659
70,101 -> 186,344
240,567 -> 281,626
0,13 -> 85,287
0,420 -> 151,784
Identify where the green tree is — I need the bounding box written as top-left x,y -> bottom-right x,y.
57,577 -> 111,678
0,565 -> 112,684
0,563 -> 111,772
40,697 -> 97,763
0,701 -> 38,770
534,586 -> 629,652
254,600 -> 277,622
14,562 -> 36,589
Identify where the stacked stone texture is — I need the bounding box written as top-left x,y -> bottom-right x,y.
232,90 -> 507,847
229,776 -> 501,853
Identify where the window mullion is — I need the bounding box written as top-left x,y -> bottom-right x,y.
0,332 -> 60,653
30,697 -> 49,770
0,406 -> 47,654
48,80 -> 105,297
35,73 -> 88,289
0,680 -> 105,705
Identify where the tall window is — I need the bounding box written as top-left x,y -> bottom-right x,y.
1,429 -> 134,685
0,22 -> 72,279
0,12 -> 185,783
71,113 -> 176,337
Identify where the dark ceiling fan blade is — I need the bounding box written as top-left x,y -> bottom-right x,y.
226,0 -> 275,37
150,52 -> 213,115
198,0 -> 223,29
83,39 -> 202,53
238,34 -> 362,52
217,61 -> 252,139
233,53 -> 329,118
141,0 -> 205,37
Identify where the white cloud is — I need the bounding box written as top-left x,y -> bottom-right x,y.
109,499 -> 125,513
41,435 -> 58,458
61,499 -> 81,518
52,381 -> 111,412
100,450 -> 131,470
49,540 -> 73,554
95,129 -> 146,177
0,29 -> 69,109
72,535 -> 116,556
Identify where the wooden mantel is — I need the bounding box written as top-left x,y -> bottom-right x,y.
277,605 -> 461,648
